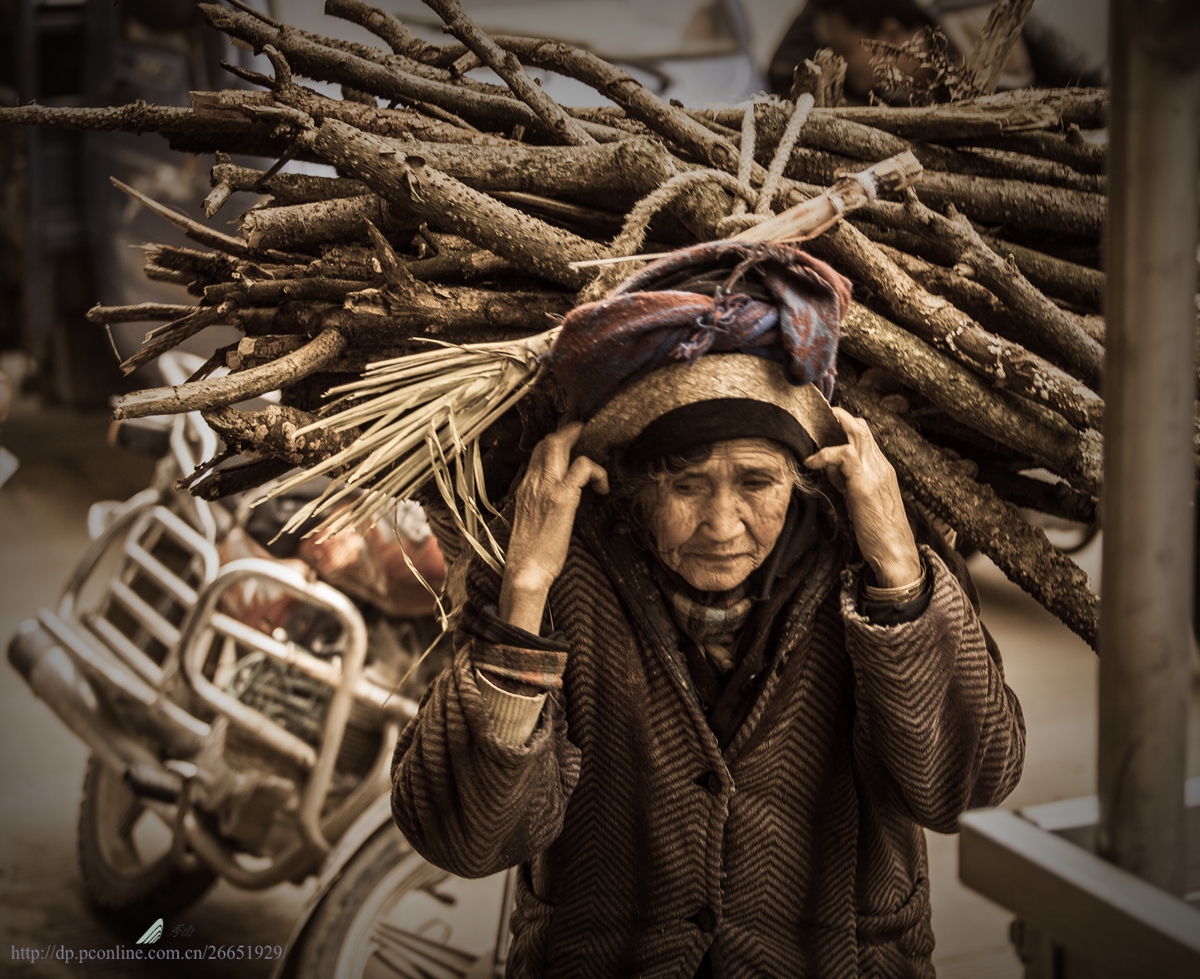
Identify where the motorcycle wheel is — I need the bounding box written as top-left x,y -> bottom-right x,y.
293,824 -> 509,979
77,758 -> 216,922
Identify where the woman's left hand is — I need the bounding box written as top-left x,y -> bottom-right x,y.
804,407 -> 922,588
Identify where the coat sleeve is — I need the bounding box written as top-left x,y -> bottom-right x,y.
390,558 -> 582,879
841,545 -> 1025,834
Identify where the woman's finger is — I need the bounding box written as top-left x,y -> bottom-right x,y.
530,422 -> 584,477
804,443 -> 859,473
564,456 -> 609,495
831,407 -> 874,451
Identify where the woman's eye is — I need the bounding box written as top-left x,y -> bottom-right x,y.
672,481 -> 701,495
742,478 -> 775,492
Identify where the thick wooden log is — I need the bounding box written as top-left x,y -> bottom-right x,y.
241,195 -> 419,251
982,235 -> 1104,309
777,145 -> 1104,236
113,328 -> 347,419
840,302 -> 1100,492
971,460 -> 1098,525
875,243 -> 1105,351
803,217 -> 1105,431
962,128 -> 1105,174
837,378 -> 1099,647
913,171 -> 1105,239
203,404 -> 358,466
867,198 -> 1104,385
307,119 -> 603,288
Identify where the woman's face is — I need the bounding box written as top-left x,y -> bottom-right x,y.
647,439 -> 794,591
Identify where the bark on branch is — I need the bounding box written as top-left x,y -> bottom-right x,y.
803,218 -> 1105,431
203,404 -> 359,466
198,5 -> 622,143
477,36 -> 739,171
307,119 -> 603,288
422,0 -> 596,146
840,303 -> 1100,492
967,0 -> 1036,95
867,197 -> 1104,386
113,327 -> 347,419
837,378 -> 1099,648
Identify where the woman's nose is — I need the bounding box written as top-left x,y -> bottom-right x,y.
702,489 -> 746,541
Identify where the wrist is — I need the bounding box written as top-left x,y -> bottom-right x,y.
870,547 -> 923,589
498,572 -> 553,634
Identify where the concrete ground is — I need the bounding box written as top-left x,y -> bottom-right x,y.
0,381 -> 1169,978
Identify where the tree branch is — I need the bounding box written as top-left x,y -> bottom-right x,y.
113,328 -> 347,419
837,378 -> 1099,648
968,0 -> 1037,95
422,0 -> 596,146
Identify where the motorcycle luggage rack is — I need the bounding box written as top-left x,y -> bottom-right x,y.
177,558 -> 377,858
63,505 -> 219,687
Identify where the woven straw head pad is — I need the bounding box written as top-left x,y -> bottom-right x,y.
575,353 -> 846,464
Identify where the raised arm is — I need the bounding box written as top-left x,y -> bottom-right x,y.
390,423 -> 604,876
806,408 -> 1025,831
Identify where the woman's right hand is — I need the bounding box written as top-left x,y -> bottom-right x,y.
499,422 -> 608,633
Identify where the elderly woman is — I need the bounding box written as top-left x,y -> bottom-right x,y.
392,243 -> 1024,978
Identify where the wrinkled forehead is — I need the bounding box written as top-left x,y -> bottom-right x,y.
675,438 -> 797,474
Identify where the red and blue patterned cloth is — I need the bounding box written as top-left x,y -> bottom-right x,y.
548,241 -> 853,415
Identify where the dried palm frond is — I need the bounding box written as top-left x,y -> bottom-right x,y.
263,328 -> 558,552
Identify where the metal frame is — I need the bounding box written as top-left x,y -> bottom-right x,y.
75,505 -> 219,685
960,790 -> 1200,977
177,559 -> 370,855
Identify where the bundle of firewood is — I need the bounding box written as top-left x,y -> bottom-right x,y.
0,0 -> 1114,645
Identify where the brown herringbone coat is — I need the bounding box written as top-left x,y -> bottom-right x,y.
391,509 -> 1024,978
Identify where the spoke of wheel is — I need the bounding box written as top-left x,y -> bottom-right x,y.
369,920 -> 478,979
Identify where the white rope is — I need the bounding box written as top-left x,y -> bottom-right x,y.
729,99 -> 761,219
579,169 -> 758,301
755,93 -> 815,216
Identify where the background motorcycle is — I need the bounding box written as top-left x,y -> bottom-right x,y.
8,352 -> 514,978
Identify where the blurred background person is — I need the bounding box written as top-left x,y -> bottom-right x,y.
766,0 -> 1104,101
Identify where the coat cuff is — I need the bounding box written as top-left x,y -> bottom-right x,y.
857,556 -> 933,626
466,604 -> 570,690
474,668 -> 547,747
466,603 -> 570,652
841,546 -> 964,666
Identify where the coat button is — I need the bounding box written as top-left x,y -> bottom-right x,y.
688,906 -> 717,933
694,771 -> 722,796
